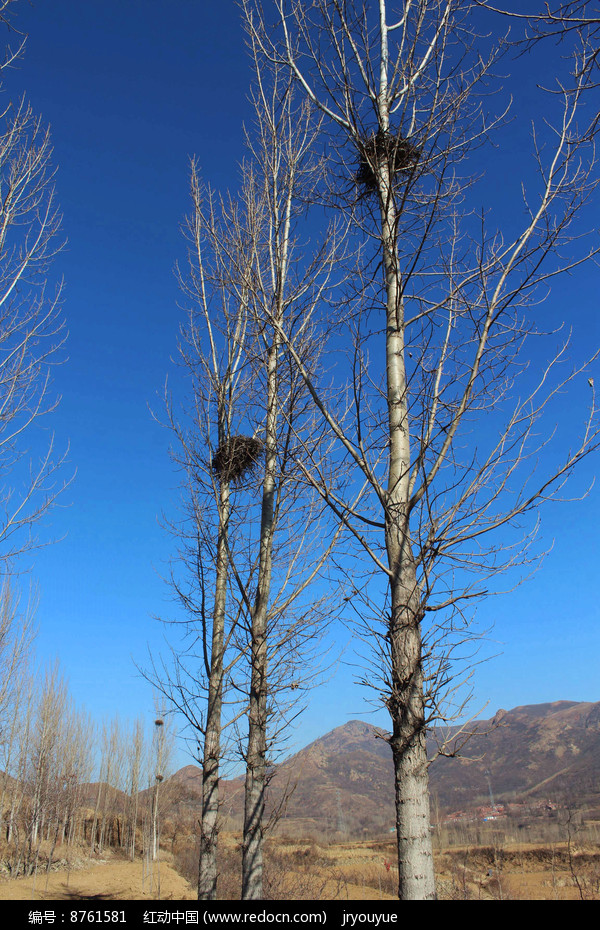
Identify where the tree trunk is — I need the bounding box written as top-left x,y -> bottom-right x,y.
151,784 -> 159,861
198,478 -> 230,900
242,652 -> 268,899
242,335 -> 278,900
388,566 -> 436,900
379,121 -> 436,898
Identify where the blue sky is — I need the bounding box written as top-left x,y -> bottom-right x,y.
3,0 -> 599,771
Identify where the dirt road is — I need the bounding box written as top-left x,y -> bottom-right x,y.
0,855 -> 194,900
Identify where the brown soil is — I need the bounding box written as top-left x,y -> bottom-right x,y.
0,851 -> 194,901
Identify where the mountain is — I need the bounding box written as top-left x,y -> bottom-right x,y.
170,700 -> 600,836
430,700 -> 600,812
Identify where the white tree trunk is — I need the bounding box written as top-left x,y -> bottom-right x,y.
388,567 -> 436,899
380,137 -> 436,898
242,333 -> 279,900
198,479 -> 230,900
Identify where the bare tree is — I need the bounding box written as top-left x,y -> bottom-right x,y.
26,660 -> 69,877
152,164 -> 261,900
0,2 -> 67,565
3,670 -> 35,872
89,717 -> 113,853
43,702 -> 94,877
153,58 -> 343,899
0,577 -> 36,843
237,44 -> 349,900
0,577 -> 36,750
124,716 -> 146,861
244,0 -> 599,899
150,705 -> 174,859
0,2 -> 67,867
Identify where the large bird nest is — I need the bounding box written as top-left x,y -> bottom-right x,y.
356,130 -> 419,194
211,434 -> 263,485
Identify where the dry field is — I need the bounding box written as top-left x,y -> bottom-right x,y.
169,831 -> 600,900
0,835 -> 598,900
301,838 -> 600,900
434,842 -> 600,900
0,846 -> 194,900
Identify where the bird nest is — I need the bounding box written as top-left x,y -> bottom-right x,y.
356,130 -> 419,193
211,434 -> 264,484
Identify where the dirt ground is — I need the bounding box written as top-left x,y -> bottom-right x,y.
0,851 -> 195,901
0,850 -> 391,902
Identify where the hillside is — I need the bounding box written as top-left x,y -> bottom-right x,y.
431,700 -> 600,812
169,700 -> 600,835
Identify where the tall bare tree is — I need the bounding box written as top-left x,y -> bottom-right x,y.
153,165 -> 260,900
0,578 -> 35,746
154,61 -> 342,899
44,702 -> 94,874
0,578 -> 36,841
0,3 -> 67,862
245,0 -> 599,899
90,714 -> 124,853
124,716 -> 146,861
238,44 -> 348,900
26,662 -> 69,864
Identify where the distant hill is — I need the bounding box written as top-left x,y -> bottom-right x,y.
170,700 -> 600,836
431,700 -> 600,811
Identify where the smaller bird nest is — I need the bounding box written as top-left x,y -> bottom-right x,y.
212,434 -> 264,484
356,130 -> 419,193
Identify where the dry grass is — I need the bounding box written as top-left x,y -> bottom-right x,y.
170,830 -> 599,900
434,841 -> 600,900
0,833 -> 598,900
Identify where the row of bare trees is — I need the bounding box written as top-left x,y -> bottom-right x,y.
157,0 -> 599,902
0,592 -> 175,879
